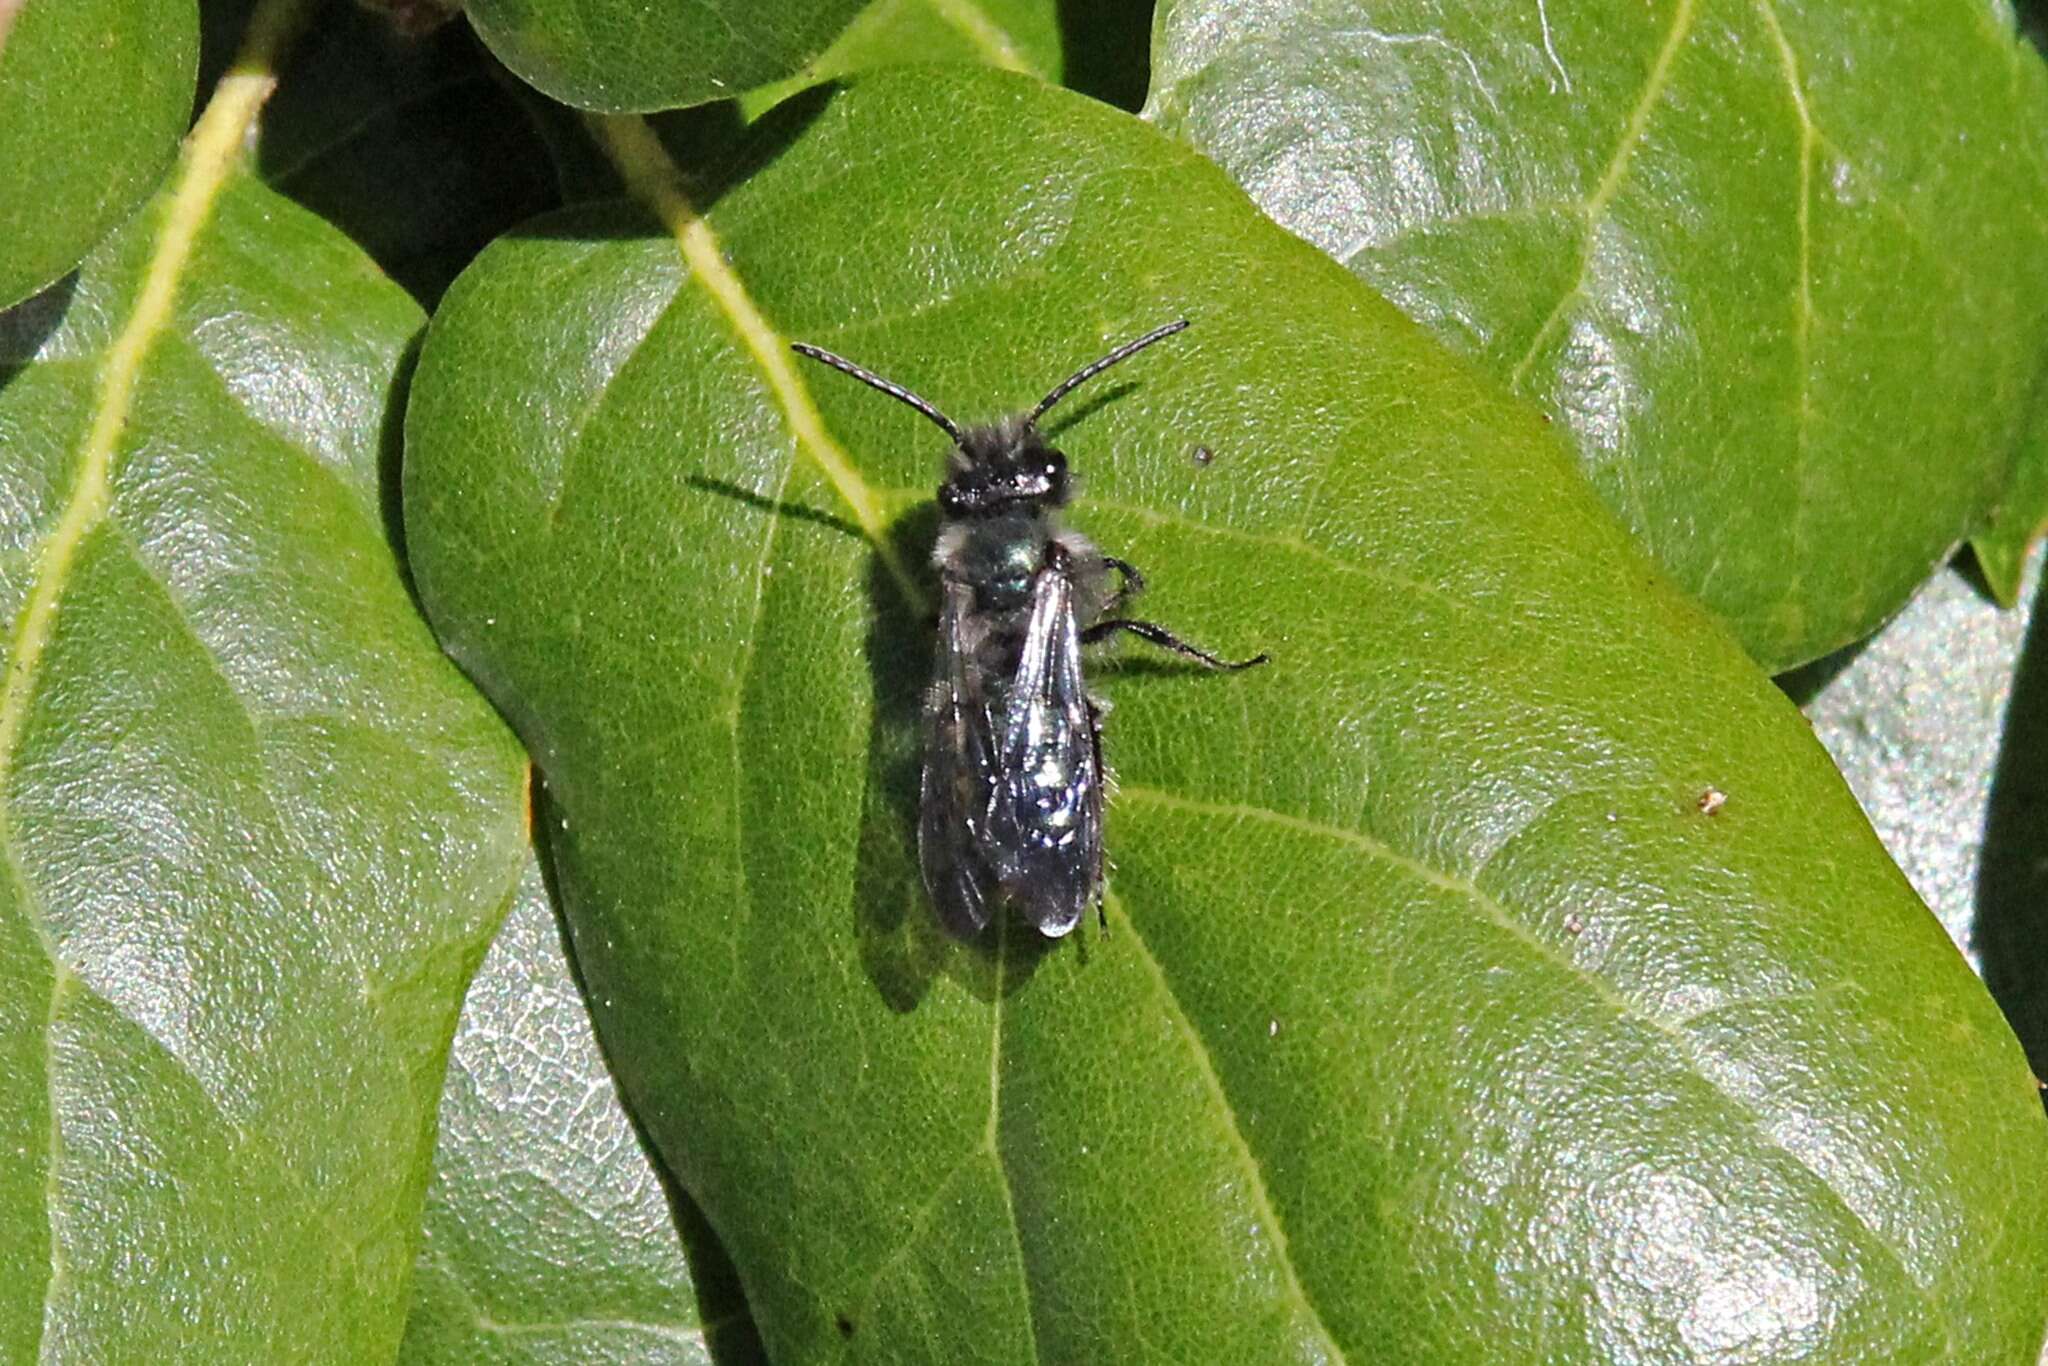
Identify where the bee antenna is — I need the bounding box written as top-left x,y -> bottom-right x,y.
790,342 -> 964,443
1026,319 -> 1190,425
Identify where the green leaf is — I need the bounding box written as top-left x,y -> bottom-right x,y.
464,0 -> 868,113
250,4 -> 559,306
0,0 -> 199,310
401,851 -> 765,1364
1145,0 -> 2048,671
0,27 -> 525,1358
403,70 -> 2048,1361
1790,543 -> 2048,1087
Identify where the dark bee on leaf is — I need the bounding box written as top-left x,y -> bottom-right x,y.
792,321 -> 1267,938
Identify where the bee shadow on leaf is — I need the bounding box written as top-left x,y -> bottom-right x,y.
852,504 -> 1058,1010
1039,382 -> 1134,440
685,474 -> 865,540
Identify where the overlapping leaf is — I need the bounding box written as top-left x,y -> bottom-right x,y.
401,854 -> 760,1364
739,0 -> 1059,119
0,0 -> 198,309
463,0 -> 867,113
404,69 -> 2048,1361
0,78 -> 525,1363
1146,0 -> 2048,670
1975,391 -> 2048,606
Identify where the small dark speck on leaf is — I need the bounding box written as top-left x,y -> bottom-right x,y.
1697,787 -> 1727,816
1564,913 -> 1585,935
837,1314 -> 856,1338
1191,443 -> 1215,467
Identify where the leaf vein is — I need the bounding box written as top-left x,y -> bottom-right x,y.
1106,888 -> 1352,1363
0,2 -> 305,1347
587,114 -> 925,612
1754,0 -> 1818,630
1507,0 -> 1699,389
721,400 -> 800,950
420,1241 -> 709,1347
871,482 -> 1468,613
843,1148 -> 985,1323
985,919 -> 1045,1363
924,0 -> 1036,74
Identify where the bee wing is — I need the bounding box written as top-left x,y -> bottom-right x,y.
919,580 -> 1000,937
987,559 -> 1104,937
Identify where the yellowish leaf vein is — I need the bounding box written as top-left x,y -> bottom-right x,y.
1508,0 -> 1699,389
0,0 -> 310,1340
1106,887 -> 1351,1363
586,113 -> 926,613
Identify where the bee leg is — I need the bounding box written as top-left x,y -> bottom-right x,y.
1082,618 -> 1268,671
1101,556 -> 1146,615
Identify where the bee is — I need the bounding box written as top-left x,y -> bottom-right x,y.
792,321 -> 1267,938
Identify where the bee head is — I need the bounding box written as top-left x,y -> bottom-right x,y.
789,319 -> 1188,520
939,419 -> 1069,517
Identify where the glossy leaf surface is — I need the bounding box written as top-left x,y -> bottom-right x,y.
0,0 -> 199,309
0,73 -> 526,1361
464,0 -> 867,113
402,853 -> 761,1364
1146,0 -> 2048,670
404,69 -> 2048,1363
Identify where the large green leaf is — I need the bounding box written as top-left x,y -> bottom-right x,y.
1145,0 -> 2048,671
404,70 -> 2048,1361
401,852 -> 763,1364
0,22 -> 526,1358
0,0 -> 199,310
464,0 -> 867,113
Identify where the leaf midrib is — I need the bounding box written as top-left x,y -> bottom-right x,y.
0,0 -> 307,1339
1103,886 -> 1351,1363
923,0 -> 1035,73
1504,0 -> 1697,392
0,13 -> 304,809
585,112 -> 924,612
